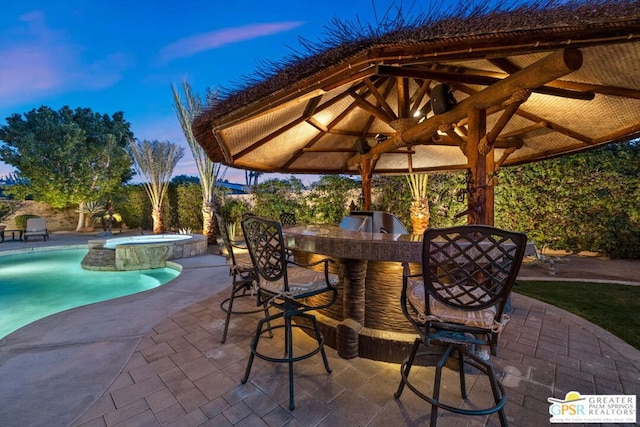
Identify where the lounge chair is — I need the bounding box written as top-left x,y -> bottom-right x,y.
23,218 -> 49,242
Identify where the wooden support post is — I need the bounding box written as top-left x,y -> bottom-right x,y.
360,157 -> 373,211
467,107 -> 494,225
486,145 -> 495,226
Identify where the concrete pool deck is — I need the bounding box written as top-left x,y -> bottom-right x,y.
0,231 -> 639,426
0,231 -> 232,426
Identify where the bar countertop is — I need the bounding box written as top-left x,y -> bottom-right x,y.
282,224 -> 423,263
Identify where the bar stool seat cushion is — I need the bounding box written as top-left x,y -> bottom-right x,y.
407,279 -> 500,330
260,267 -> 339,297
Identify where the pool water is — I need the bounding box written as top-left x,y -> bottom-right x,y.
0,248 -> 180,339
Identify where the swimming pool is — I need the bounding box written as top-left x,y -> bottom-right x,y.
0,248 -> 180,339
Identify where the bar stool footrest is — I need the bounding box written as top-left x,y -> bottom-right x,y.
396,344 -> 507,420
252,322 -> 327,365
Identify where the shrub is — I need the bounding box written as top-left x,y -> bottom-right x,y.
175,182 -> 202,231
252,177 -> 308,221
118,185 -> 152,230
0,203 -> 11,222
308,176 -> 360,224
15,214 -> 40,229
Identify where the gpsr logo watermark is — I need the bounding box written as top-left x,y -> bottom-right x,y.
548,391 -> 636,423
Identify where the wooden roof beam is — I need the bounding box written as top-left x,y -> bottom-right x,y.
302,147 -> 358,152
430,134 -> 523,149
285,85 -> 369,168
348,48 -> 583,167
593,122 -> 640,145
500,121 -> 548,138
232,83 -> 370,161
479,89 -> 531,154
349,89 -> 395,123
287,80 -> 391,169
496,147 -> 517,168
410,79 -> 431,116
363,78 -> 396,119
376,64 -> 595,100
397,77 -> 410,118
490,57 -> 640,99
515,109 -> 593,144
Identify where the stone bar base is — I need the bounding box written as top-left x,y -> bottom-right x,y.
301,312 -> 417,363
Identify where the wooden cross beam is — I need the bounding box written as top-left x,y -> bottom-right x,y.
347,48 -> 583,167
349,47 -> 583,222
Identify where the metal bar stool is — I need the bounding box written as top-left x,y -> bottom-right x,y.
279,211 -> 296,226
395,225 -> 527,426
240,216 -> 338,410
216,214 -> 271,344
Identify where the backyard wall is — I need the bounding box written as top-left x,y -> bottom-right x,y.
1,201 -> 77,231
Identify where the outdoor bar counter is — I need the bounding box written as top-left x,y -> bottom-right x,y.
283,224 -> 423,362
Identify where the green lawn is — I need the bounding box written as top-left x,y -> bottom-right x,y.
514,281 -> 640,350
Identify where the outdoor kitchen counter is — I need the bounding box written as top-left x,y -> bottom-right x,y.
282,224 -> 422,362
283,224 -> 536,362
283,224 -> 423,262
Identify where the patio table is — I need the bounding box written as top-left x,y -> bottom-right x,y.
0,229 -> 24,242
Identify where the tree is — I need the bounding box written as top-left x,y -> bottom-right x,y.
252,177 -> 307,221
0,106 -> 134,230
309,175 -> 359,224
245,170 -> 262,186
172,81 -> 226,241
128,139 -> 184,233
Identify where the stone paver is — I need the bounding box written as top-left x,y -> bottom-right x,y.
0,231 -> 638,426
73,291 -> 640,427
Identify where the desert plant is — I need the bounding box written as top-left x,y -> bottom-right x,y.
172,81 -> 226,241
128,139 -> 184,233
218,197 -> 250,239
93,206 -> 123,231
406,173 -> 430,234
76,200 -> 106,230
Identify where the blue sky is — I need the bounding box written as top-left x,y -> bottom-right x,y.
0,0 -> 415,184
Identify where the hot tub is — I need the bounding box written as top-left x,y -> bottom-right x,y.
82,233 -> 207,271
102,234 -> 193,249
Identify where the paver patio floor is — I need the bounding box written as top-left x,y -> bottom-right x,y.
0,232 -> 638,426
73,289 -> 640,427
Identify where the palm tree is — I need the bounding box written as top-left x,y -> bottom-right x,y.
128,139 -> 184,233
406,173 -> 430,234
245,170 -> 262,186
172,81 -> 226,241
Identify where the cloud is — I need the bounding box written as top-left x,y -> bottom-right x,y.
0,10 -> 128,111
158,21 -> 304,63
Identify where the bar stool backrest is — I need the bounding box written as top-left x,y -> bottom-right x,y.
242,216 -> 289,290
279,212 -> 296,226
422,225 -> 527,317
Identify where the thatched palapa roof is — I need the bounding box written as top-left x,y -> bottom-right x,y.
193,0 -> 640,177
